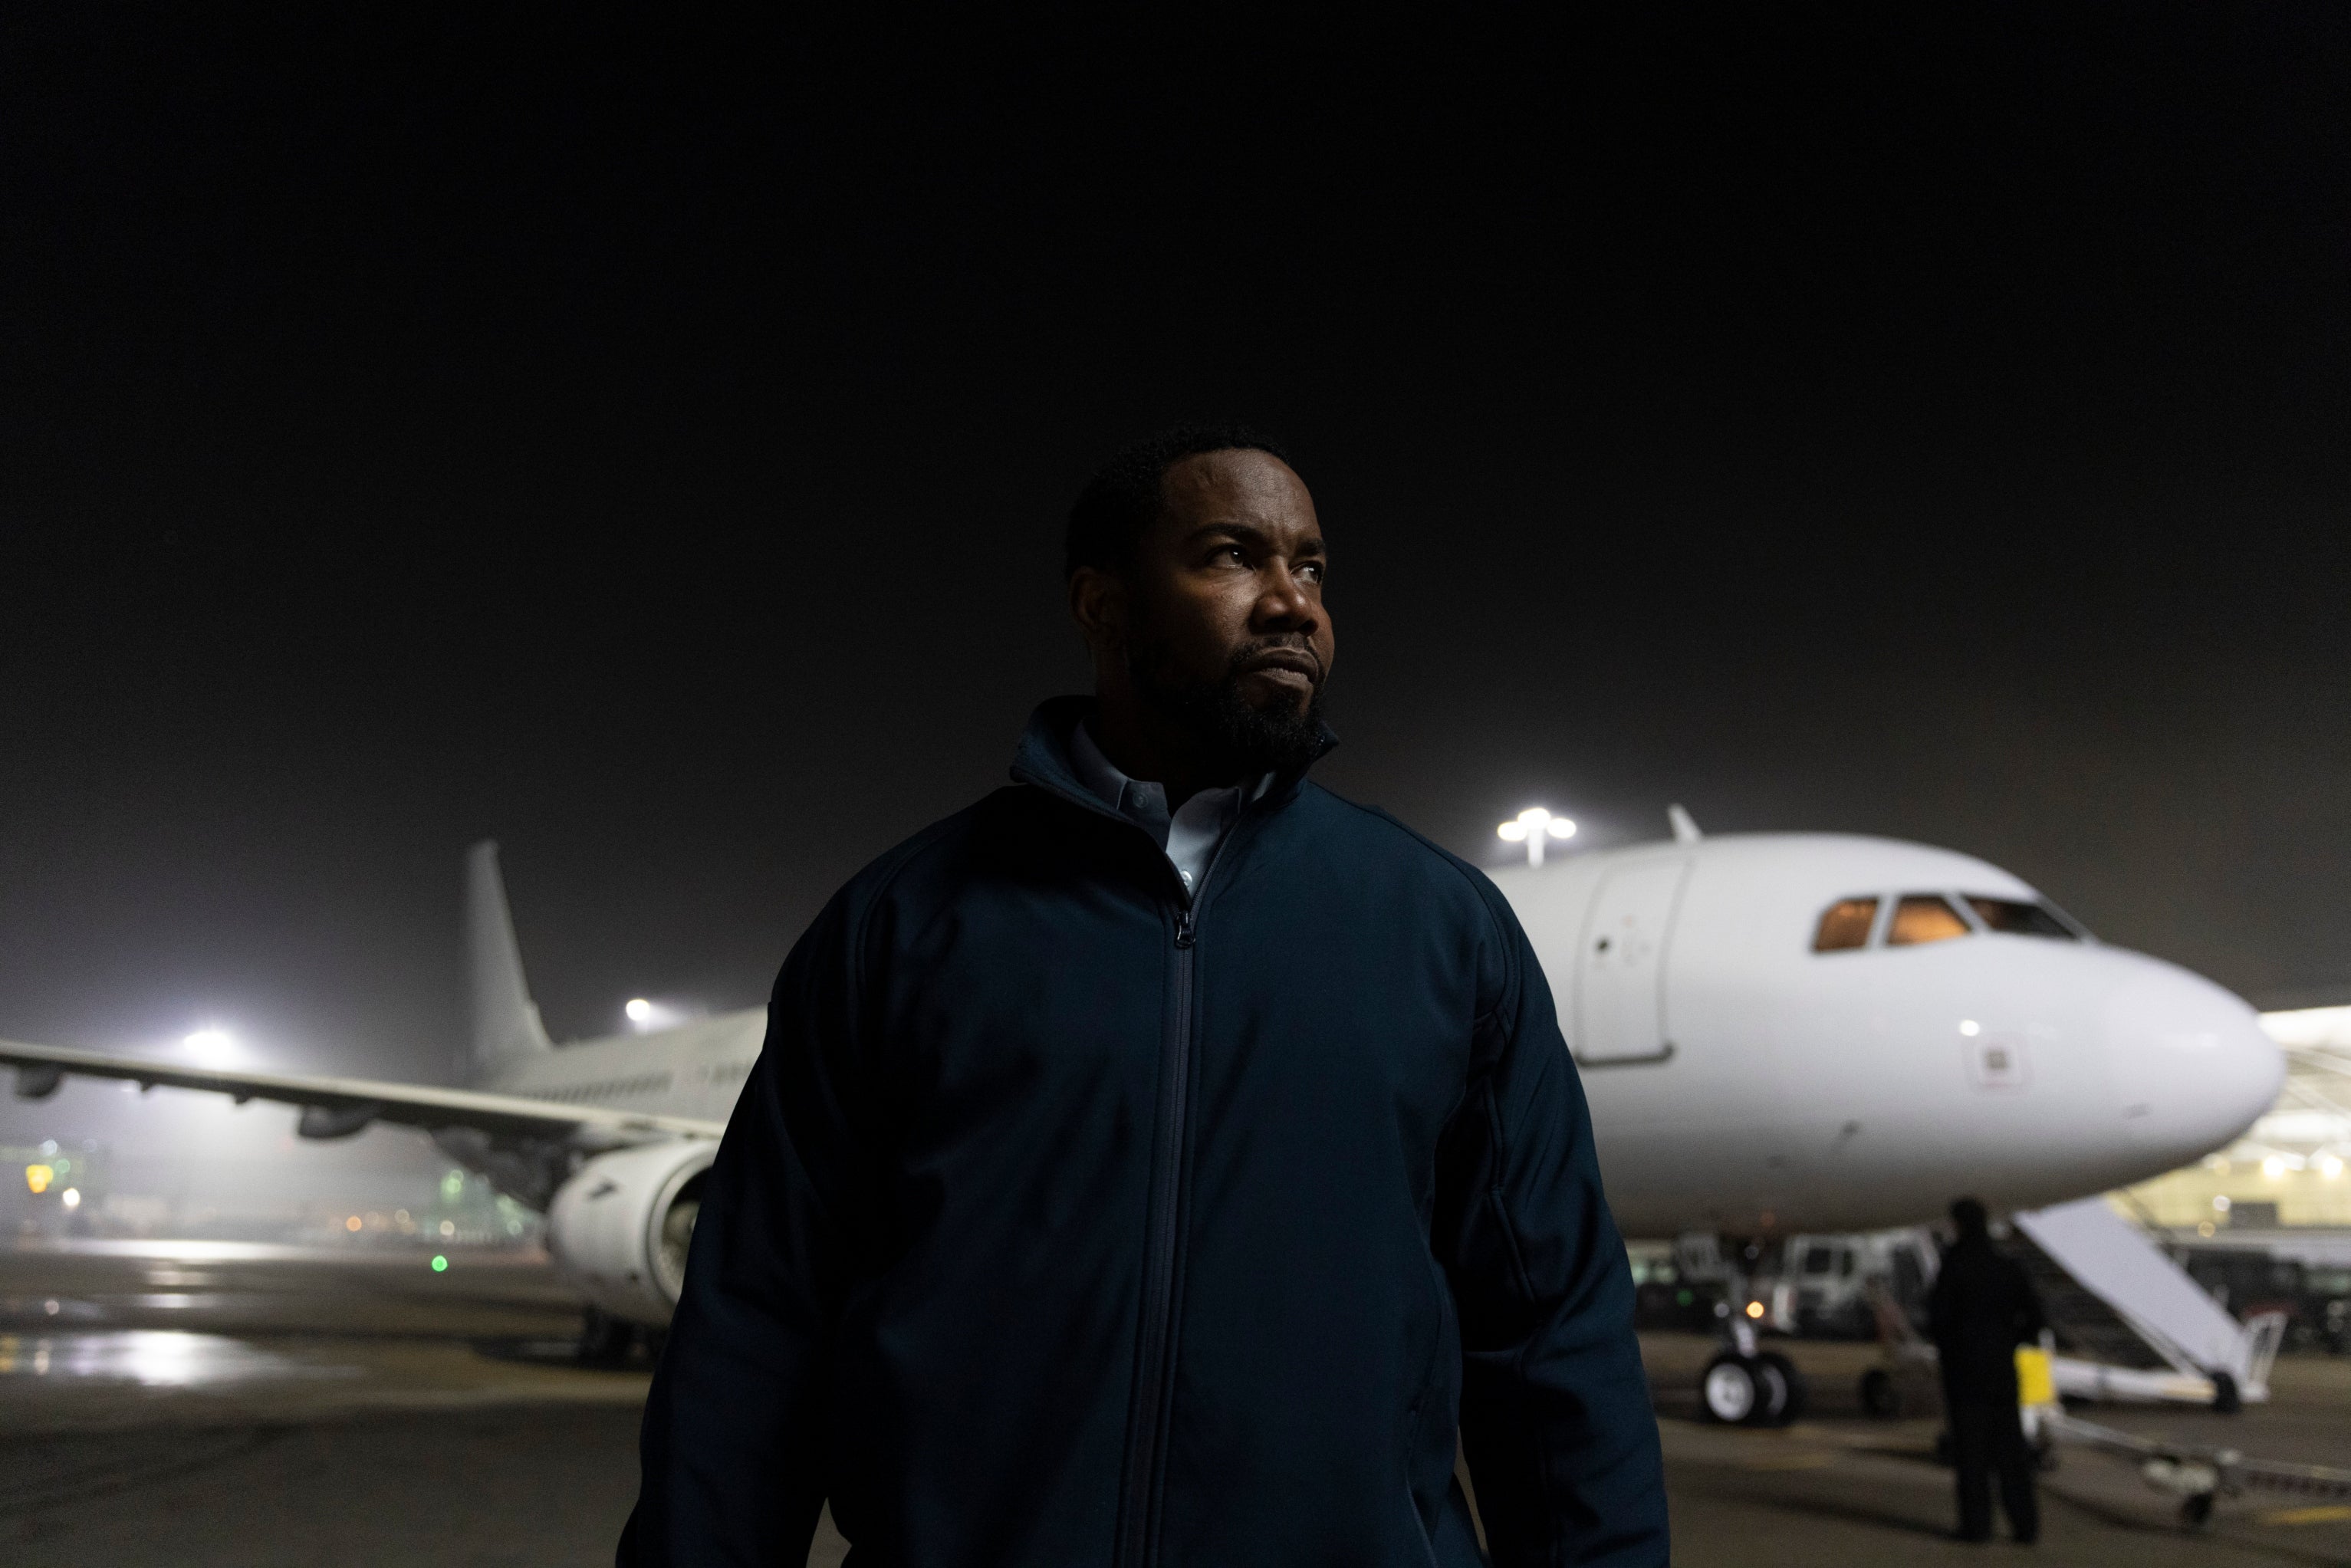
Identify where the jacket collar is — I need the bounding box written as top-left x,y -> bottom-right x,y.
1009,695 -> 1337,816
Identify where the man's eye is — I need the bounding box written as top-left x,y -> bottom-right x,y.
1296,561 -> 1323,583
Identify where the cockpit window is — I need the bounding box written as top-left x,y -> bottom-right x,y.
1811,897 -> 1879,952
1887,894 -> 1971,946
1965,896 -> 2080,940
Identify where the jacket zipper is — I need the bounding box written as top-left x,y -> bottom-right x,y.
1120,896 -> 1195,1568
1006,758 -> 1268,1568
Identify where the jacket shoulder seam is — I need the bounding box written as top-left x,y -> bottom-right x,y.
842,795 -> 1006,1001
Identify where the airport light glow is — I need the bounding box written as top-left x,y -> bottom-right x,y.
25,1164 -> 52,1195
624,996 -> 696,1032
1497,808 -> 1576,867
430,1255 -> 449,1273
183,1027 -> 240,1068
61,1187 -> 80,1210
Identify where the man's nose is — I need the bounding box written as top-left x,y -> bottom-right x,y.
1253,566 -> 1318,630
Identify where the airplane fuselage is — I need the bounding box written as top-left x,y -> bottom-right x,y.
480,1011 -> 766,1126
1502,833 -> 2279,1235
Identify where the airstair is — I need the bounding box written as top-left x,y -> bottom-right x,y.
2009,1197 -> 2287,1408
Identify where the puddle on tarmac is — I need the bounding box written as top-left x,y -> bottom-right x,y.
0,1330 -> 359,1387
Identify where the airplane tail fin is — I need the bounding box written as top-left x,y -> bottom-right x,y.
465,841 -> 553,1080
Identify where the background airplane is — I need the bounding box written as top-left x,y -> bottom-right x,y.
1506,814 -> 2283,1237
0,820 -> 2285,1392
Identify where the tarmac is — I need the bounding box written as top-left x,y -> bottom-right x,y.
4,1240 -> 2349,1566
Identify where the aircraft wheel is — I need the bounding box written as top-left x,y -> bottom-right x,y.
1700,1353 -> 1761,1424
1859,1366 -> 1903,1418
577,1306 -> 635,1366
2209,1371 -> 2241,1415
1754,1351 -> 1806,1425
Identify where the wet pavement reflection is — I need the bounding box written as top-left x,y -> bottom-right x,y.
0,1238 -> 640,1424
0,1328 -> 347,1386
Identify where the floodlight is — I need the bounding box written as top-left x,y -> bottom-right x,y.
626,998 -> 653,1024
1498,807 -> 1576,867
183,1028 -> 239,1068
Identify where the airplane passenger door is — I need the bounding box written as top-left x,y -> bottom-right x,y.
1574,859 -> 1689,1065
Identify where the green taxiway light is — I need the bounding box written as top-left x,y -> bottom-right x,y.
431,1255 -> 449,1273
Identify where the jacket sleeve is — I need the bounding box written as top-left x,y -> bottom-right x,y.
1436,906 -> 1669,1566
619,887 -> 871,1566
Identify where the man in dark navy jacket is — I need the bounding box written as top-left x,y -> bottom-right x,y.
621,426 -> 1668,1566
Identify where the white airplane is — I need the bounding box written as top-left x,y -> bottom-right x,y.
0,820 -> 2284,1404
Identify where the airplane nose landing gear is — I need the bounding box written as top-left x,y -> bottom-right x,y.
1686,1239 -> 1811,1426
1699,1343 -> 1808,1425
1702,1353 -> 1761,1422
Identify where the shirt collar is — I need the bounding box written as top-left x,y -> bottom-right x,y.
1067,718 -> 1143,816
1008,695 -> 1336,814
1070,719 -> 1273,820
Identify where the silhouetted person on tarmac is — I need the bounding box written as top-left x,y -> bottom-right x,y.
1928,1196 -> 2046,1545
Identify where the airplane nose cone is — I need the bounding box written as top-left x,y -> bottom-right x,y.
2103,959 -> 2284,1162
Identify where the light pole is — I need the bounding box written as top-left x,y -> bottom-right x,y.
1498,807 -> 1576,867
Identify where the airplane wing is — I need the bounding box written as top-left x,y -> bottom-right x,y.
0,1038 -> 725,1146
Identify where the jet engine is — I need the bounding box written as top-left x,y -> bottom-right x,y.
545,1139 -> 717,1325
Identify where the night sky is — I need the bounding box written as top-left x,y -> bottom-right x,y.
5,4 -> 2349,1162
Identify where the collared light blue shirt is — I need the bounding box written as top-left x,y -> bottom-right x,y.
1069,721 -> 1268,899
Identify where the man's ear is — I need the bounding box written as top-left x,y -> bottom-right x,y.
1068,566 -> 1129,655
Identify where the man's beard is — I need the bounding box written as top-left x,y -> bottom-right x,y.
1128,635 -> 1328,779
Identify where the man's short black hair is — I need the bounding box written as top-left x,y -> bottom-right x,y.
1065,422 -> 1292,579
1950,1196 -> 1989,1236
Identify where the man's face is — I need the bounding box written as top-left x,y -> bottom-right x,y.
1113,448 -> 1335,771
